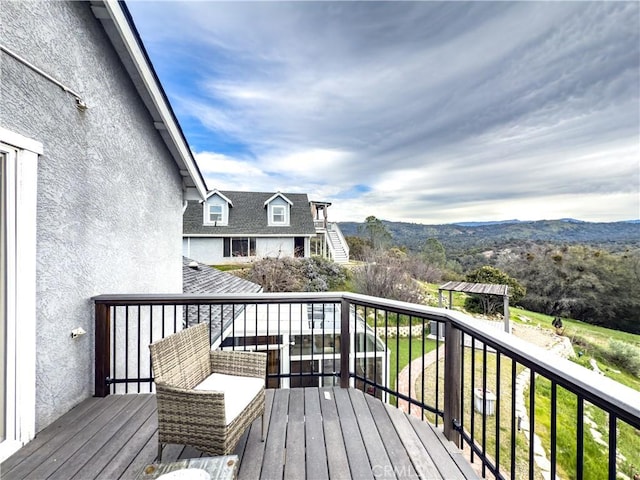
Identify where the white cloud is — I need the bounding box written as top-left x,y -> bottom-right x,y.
128,1 -> 640,223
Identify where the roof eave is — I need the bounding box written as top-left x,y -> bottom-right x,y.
90,0 -> 208,200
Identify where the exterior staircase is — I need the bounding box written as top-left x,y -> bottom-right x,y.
326,223 -> 349,264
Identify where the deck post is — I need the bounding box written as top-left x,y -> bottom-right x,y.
95,301 -> 111,397
443,320 -> 461,446
340,297 -> 350,388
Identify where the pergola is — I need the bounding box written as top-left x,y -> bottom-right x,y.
438,281 -> 510,333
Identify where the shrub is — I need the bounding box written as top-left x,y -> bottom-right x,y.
247,256 -> 347,293
607,340 -> 640,376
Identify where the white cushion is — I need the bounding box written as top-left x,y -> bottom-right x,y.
194,373 -> 264,425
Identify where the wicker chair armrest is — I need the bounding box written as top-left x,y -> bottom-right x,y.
210,350 -> 267,378
155,381 -> 227,425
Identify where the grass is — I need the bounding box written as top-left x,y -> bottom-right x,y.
418,350 -> 535,479
532,378 -> 640,480
510,306 -> 640,347
383,336 -> 438,404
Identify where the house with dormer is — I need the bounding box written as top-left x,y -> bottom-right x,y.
183,190 -> 319,265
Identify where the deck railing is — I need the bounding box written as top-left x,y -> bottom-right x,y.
94,292 -> 640,480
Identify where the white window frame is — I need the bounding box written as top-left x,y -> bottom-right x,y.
271,205 -> 287,225
0,128 -> 40,462
203,198 -> 228,226
208,204 -> 222,223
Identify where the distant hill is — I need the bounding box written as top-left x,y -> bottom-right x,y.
338,219 -> 640,253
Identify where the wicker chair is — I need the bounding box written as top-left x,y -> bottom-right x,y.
149,322 -> 266,460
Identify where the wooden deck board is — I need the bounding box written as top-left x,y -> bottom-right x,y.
384,402 -> 443,480
284,389 -> 305,480
348,389 -> 395,480
320,388 -> 351,480
23,395 -> 140,480
304,388 -> 329,480
406,413 -> 465,480
1,388 -> 477,480
364,393 -> 418,480
259,389 -> 288,480
333,387 -> 374,480
235,388 -> 273,480
70,395 -> 156,480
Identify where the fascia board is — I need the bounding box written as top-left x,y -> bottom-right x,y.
97,0 -> 208,199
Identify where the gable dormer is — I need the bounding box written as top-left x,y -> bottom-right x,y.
264,192 -> 293,226
202,190 -> 233,226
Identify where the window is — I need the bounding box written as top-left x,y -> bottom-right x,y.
223,237 -> 256,257
208,204 -> 222,223
204,200 -> 227,226
272,205 -> 285,224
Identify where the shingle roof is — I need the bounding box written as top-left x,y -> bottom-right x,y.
182,257 -> 262,340
183,257 -> 262,295
183,191 -> 316,236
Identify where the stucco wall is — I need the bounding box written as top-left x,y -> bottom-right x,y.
184,237 -> 225,265
257,237 -> 295,258
184,236 -> 298,265
1,1 -> 184,431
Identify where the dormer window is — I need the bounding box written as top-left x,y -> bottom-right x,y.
265,192 -> 292,227
272,205 -> 285,224
202,190 -> 232,226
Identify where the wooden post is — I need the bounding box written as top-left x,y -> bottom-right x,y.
444,321 -> 462,446
340,298 -> 350,388
503,293 -> 510,333
95,302 -> 111,397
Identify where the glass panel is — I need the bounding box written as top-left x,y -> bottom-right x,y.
290,335 -> 313,356
322,359 -> 339,387
272,206 -> 285,223
1,154 -> 6,442
209,204 -> 222,222
290,360 -> 318,388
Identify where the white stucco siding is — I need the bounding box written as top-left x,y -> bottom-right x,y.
2,2 -> 184,431
257,237 -> 295,258
184,237 -> 225,265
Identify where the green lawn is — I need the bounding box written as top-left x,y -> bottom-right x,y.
384,336 -> 438,395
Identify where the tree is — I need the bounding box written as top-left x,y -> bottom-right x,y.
421,238 -> 446,267
464,266 -> 526,315
351,250 -> 422,304
359,216 -> 392,250
345,235 -> 372,261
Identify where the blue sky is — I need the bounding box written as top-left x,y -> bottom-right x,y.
128,1 -> 639,224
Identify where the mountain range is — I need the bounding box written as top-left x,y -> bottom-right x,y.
338,219 -> 640,254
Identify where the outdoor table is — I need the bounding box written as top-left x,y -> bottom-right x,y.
136,455 -> 238,480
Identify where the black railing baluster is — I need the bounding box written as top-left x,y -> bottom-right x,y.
529,369 -> 535,480
608,412 -> 616,480
461,331 -> 465,439
115,306 -> 120,393
482,343 -> 488,478
551,381 -> 557,480
470,337 -> 476,463
407,315 -> 412,415
395,312 -> 399,406
577,396 -> 584,480
496,351 -> 501,477
511,359 -> 516,480
149,305 -> 154,391
137,305 -> 141,392
435,319 -> 440,427
125,306 -> 129,394
421,315 -> 425,420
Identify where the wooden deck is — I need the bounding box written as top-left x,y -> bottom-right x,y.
1,388 -> 478,480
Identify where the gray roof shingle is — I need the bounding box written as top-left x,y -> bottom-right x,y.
182,257 -> 262,341
183,191 -> 316,236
